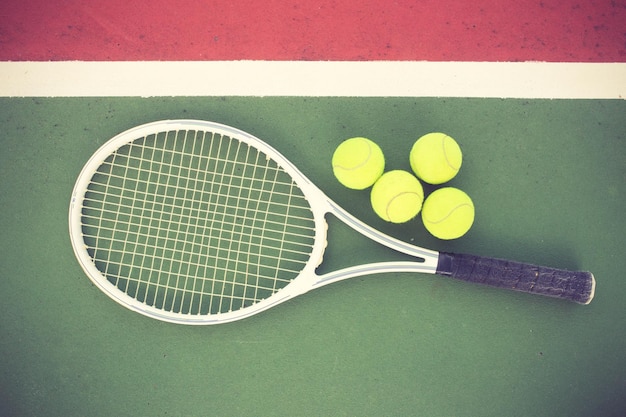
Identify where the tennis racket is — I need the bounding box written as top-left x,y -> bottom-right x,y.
69,120 -> 595,325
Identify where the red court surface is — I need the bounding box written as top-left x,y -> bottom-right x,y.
2,0 -> 625,61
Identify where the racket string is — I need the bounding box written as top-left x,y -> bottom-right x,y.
82,129 -> 316,315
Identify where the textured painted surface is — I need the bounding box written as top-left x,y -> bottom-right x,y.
1,96 -> 625,417
1,0 -> 625,61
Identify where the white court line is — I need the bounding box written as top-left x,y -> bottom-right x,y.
1,61 -> 624,98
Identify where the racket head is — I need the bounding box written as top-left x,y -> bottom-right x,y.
69,120 -> 329,324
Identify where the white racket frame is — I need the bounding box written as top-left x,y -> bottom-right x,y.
69,120 -> 440,325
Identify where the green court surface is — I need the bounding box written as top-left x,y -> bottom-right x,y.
1,97 -> 624,416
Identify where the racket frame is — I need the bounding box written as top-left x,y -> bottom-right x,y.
69,120 -> 439,324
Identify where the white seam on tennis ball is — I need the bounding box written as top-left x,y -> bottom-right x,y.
441,135 -> 461,171
333,139 -> 373,171
423,203 -> 472,224
386,191 -> 423,222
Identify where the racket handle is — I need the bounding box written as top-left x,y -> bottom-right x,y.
436,252 -> 595,304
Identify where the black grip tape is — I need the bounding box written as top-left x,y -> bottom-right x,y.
436,252 -> 595,304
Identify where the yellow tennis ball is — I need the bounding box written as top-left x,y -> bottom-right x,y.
422,187 -> 474,240
332,137 -> 385,190
410,132 -> 462,184
371,170 -> 424,223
